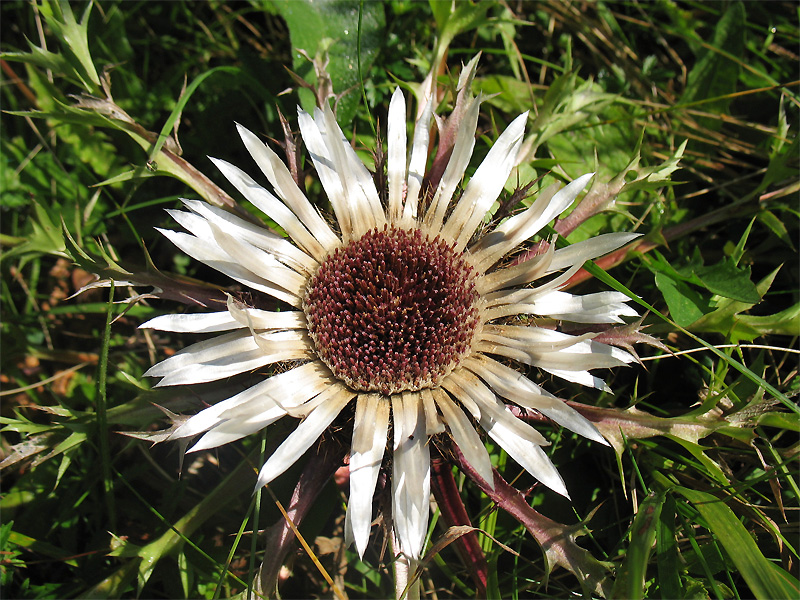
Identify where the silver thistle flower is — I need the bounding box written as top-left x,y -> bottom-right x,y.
140,74 -> 640,571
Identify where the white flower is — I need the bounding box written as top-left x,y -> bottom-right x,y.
140,85 -> 639,566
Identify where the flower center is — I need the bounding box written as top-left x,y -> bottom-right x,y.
304,226 -> 480,395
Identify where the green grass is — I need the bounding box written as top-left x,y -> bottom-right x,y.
1,1 -> 798,598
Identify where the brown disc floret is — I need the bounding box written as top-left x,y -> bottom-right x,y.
304,226 -> 480,395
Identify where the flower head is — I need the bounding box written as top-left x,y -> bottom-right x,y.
141,79 -> 639,562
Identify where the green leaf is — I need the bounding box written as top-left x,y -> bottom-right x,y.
613,491 -> 665,600
1,43 -> 71,76
689,266 -> 781,342
655,495 -> 683,600
429,0 -> 453,31
8,529 -> 79,567
648,248 -> 764,330
757,209 -> 795,249
147,66 -> 241,162
746,135 -> 800,203
546,100 -> 638,180
673,486 -> 800,599
36,0 -> 101,91
269,0 -> 386,125
434,0 -> 492,49
654,271 -> 710,327
681,1 -> 745,118
734,302 -> 800,339
0,200 -> 67,265
665,435 -> 729,486
676,249 -> 761,304
582,260 -> 796,413
476,75 -> 536,115
757,412 -> 800,432
526,72 -> 618,157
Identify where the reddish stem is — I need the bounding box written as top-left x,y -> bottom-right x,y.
430,457 -> 489,595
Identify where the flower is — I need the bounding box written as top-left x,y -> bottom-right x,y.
140,79 -> 640,567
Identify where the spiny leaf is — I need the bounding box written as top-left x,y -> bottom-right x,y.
35,0 -> 101,91
568,402 -> 728,456
677,249 -> 760,304
455,447 -> 613,598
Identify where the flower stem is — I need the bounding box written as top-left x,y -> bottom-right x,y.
430,458 -> 488,595
392,547 -> 422,600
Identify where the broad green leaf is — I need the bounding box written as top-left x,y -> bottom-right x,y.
689,266 -> 781,342
674,486 -> 800,599
268,0 -> 386,125
654,272 -> 709,326
677,251 -> 760,304
547,101 -> 638,180
648,248 -> 764,329
434,0 -> 492,49
525,72 -> 618,158
734,302 -> 800,339
429,0 -> 453,31
476,75 -> 536,115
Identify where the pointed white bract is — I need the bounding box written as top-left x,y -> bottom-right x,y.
433,388 -> 494,485
403,98 -> 434,223
425,95 -> 482,231
387,88 -> 407,222
441,111 -> 528,251
141,80 -> 642,564
391,394 -> 431,560
234,123 -> 340,256
255,387 -> 355,489
346,394 -> 391,557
